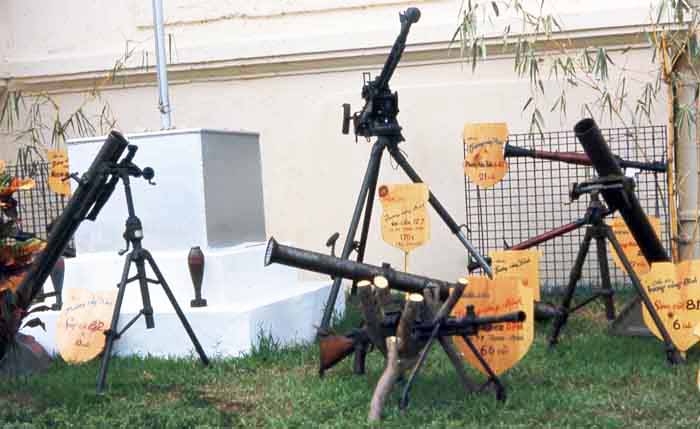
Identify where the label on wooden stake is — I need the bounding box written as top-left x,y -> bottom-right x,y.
608,216 -> 661,275
463,123 -> 508,188
452,276 -> 534,375
56,288 -> 117,363
641,260 -> 700,351
48,148 -> 71,196
490,249 -> 541,301
379,183 -> 430,253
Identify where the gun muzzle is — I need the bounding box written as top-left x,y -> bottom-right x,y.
473,310 -> 526,325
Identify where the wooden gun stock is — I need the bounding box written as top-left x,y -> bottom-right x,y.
319,331 -> 370,376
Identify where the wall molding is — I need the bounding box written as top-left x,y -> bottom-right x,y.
5,25 -> 653,96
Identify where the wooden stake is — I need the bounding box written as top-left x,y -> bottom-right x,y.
357,280 -> 387,355
373,275 -> 391,309
369,336 -> 400,422
397,293 -> 423,357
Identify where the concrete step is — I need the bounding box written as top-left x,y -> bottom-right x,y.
25,280 -> 342,358
61,242 -> 298,313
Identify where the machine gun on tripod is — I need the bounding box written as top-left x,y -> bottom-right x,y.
265,238 -> 527,420
317,7 -> 491,333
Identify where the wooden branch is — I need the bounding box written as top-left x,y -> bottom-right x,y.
433,278 -> 468,322
369,336 -> 400,422
357,280 -> 387,355
373,275 -> 391,311
397,293 -> 423,357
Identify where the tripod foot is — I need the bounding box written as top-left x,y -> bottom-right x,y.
667,349 -> 686,366
495,386 -> 507,402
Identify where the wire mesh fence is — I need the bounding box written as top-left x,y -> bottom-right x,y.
464,125 -> 669,292
1,159 -> 74,254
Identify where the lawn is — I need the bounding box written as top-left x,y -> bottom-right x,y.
1,295 -> 699,428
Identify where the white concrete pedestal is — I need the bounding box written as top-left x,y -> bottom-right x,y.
23,129 -> 343,358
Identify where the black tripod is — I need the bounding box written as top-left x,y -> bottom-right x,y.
319,8 -> 491,330
548,177 -> 683,364
96,146 -> 210,393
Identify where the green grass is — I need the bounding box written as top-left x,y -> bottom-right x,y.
2,296 -> 700,428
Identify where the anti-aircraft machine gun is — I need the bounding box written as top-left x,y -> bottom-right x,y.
318,7 -> 492,333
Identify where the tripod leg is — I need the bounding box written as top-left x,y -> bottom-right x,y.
605,228 -> 684,365
400,324 -> 439,410
460,334 -> 506,401
550,228 -> 594,348
319,140 -> 386,331
96,253 -> 133,393
353,145 -> 384,267
387,144 -> 492,276
594,230 -> 616,320
143,251 -> 210,366
134,252 -> 155,329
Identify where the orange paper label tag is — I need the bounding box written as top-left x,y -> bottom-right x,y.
463,123 -> 508,188
490,249 -> 541,301
452,276 -> 534,375
48,148 -> 71,196
641,261 -> 700,352
379,183 -> 430,253
608,216 -> 661,275
56,288 -> 117,363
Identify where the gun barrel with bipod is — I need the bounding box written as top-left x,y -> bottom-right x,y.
319,309 -> 525,374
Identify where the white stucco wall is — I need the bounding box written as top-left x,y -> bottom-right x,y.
0,1 -> 669,282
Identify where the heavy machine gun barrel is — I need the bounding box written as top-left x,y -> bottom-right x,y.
265,238 -> 455,299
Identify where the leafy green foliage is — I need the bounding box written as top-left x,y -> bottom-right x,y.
453,1 -> 700,132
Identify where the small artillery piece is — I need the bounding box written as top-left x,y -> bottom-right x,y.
265,238 -> 526,421
1,132 -> 209,389
1,132 -> 128,368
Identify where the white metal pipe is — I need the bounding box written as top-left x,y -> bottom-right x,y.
152,0 -> 172,129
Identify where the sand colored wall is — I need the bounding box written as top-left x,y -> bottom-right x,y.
0,1 -> 668,281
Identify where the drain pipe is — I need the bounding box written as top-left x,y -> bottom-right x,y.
152,0 -> 172,129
